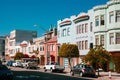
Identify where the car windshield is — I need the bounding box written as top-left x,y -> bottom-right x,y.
0,65 -> 8,70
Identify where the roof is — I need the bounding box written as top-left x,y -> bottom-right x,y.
47,36 -> 57,43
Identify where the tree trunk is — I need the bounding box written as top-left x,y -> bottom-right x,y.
68,58 -> 72,69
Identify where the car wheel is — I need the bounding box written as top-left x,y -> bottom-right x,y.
25,66 -> 28,69
60,70 -> 63,73
50,68 -> 53,72
44,67 -> 47,72
70,71 -> 74,76
44,69 -> 47,72
79,72 -> 83,77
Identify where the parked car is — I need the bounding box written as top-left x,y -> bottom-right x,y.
44,62 -> 65,72
7,60 -> 14,66
0,64 -> 14,80
21,58 -> 38,69
70,63 -> 96,77
0,60 -> 2,64
12,60 -> 22,67
22,61 -> 38,69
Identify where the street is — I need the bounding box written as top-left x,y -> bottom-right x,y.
9,66 -> 96,80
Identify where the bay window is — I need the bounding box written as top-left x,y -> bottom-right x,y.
116,10 -> 120,22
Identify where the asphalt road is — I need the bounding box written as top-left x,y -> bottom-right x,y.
9,66 -> 96,80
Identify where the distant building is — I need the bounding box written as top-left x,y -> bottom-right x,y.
33,36 -> 45,65
5,30 -> 37,60
0,36 -> 5,61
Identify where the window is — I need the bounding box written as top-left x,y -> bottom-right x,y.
62,29 -> 66,37
95,35 -> 99,45
109,11 -> 114,23
100,35 -> 104,45
76,42 -> 79,49
85,23 -> 88,33
109,33 -> 114,45
43,46 -> 44,51
116,33 -> 120,44
67,27 -> 70,36
79,41 -> 81,50
76,26 -> 79,34
85,40 -> 88,49
82,41 -> 84,50
51,44 -> 54,51
90,43 -> 93,48
79,25 -> 81,34
40,46 -> 42,51
116,10 -> 120,22
82,24 -> 84,33
100,15 -> 104,25
90,22 -> 93,32
95,16 -> 99,26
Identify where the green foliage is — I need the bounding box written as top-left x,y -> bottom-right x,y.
114,57 -> 120,73
14,52 -> 24,60
59,44 -> 79,69
83,45 -> 111,69
59,44 -> 79,58
33,50 -> 39,55
36,57 -> 40,64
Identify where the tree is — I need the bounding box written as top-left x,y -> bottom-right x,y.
59,44 -> 79,68
113,57 -> 120,73
33,49 -> 39,55
83,45 -> 111,76
14,52 -> 24,60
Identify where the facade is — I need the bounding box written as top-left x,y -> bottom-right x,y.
73,10 -> 94,65
0,36 -> 5,61
57,17 -> 74,44
57,0 -> 120,69
33,37 -> 45,65
5,28 -> 58,65
4,0 -> 120,71
57,17 -> 76,67
93,0 -> 120,70
57,11 -> 95,67
5,30 -> 37,60
44,27 -> 58,64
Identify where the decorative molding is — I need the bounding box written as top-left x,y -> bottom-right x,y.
59,20 -> 72,27
73,15 -> 89,24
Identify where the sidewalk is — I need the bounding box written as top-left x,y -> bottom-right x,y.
95,72 -> 120,80
39,65 -> 120,80
64,67 -> 120,80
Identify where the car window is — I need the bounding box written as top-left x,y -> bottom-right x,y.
54,63 -> 57,65
84,65 -> 92,68
77,64 -> 81,68
75,64 -> 79,68
51,63 -> 54,65
0,65 -> 8,70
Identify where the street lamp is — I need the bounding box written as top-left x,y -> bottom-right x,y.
34,24 -> 48,35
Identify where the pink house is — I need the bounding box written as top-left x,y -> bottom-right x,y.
44,27 -> 58,64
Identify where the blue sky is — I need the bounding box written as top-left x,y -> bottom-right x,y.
0,0 -> 109,37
